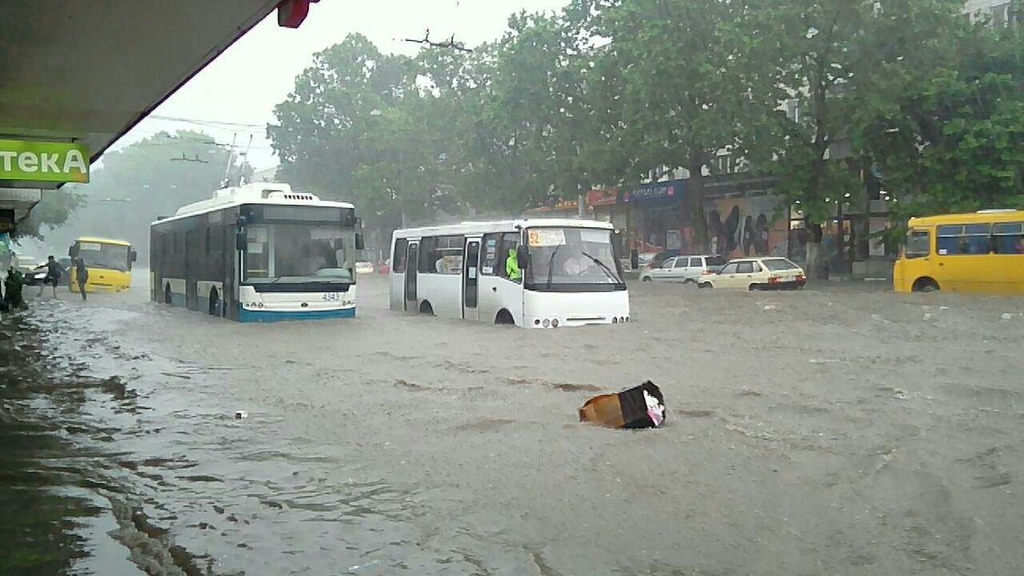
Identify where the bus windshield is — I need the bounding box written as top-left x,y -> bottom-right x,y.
244,223 -> 355,284
77,241 -> 130,272
524,227 -> 625,291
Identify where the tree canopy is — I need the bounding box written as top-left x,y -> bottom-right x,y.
266,0 -> 1023,241
40,131 -> 250,260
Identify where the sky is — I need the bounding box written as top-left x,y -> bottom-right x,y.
111,0 -> 571,171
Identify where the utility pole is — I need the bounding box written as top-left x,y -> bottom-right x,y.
222,133 -> 238,186
239,135 -> 253,184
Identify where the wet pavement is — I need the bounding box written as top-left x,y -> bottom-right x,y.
3,273 -> 1024,575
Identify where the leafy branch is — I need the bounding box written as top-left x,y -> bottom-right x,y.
401,29 -> 472,53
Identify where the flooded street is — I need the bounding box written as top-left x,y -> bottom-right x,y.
5,273 -> 1024,575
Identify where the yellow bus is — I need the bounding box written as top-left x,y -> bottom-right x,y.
893,209 -> 1024,294
68,237 -> 138,293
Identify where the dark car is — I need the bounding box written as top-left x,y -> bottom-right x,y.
647,250 -> 683,270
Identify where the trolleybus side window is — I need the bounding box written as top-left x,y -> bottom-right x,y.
245,226 -> 270,278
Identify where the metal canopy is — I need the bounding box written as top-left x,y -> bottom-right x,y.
0,0 -> 315,226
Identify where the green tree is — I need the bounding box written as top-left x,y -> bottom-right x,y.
270,35 -> 422,220
755,0 -> 966,277
453,29 -> 562,214
856,12 -> 1024,226
585,0 -> 780,250
15,185 -> 84,241
43,131 -> 241,261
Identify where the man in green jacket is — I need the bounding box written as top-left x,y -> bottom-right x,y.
506,246 -> 522,282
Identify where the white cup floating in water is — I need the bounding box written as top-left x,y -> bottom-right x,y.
235,410 -> 248,419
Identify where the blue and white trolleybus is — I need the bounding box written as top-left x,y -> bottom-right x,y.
150,182 -> 363,322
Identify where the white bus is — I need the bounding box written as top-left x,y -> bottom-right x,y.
389,219 -> 630,327
150,182 -> 363,322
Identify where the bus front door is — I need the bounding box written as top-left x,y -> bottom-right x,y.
463,240 -> 480,320
405,242 -> 418,311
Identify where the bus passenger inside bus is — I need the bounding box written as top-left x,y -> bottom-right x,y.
524,228 -> 622,287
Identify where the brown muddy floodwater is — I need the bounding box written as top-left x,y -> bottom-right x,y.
5,272 -> 1024,575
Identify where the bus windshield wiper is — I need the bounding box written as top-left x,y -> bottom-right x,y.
581,251 -> 621,283
546,244 -> 562,288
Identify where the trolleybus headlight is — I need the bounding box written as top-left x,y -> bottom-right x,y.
534,319 -> 541,326
612,317 -> 618,324
551,319 -> 559,328
542,319 -> 550,328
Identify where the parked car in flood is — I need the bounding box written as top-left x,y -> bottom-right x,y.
640,254 -> 727,284
697,257 -> 806,291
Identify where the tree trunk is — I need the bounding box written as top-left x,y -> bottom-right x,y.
689,156 -> 709,253
804,222 -> 828,280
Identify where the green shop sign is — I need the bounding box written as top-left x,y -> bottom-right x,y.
0,140 -> 90,183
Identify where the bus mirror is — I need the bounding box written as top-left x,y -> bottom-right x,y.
355,233 -> 365,251
68,244 -> 78,258
236,231 -> 247,251
517,249 -> 529,269
130,250 -> 138,263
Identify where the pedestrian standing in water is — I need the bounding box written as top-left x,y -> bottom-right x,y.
36,255 -> 62,298
74,257 -> 89,300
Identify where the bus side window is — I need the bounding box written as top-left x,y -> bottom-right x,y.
938,224 -> 992,255
499,232 -> 520,278
993,222 -> 1024,254
418,237 -> 437,273
905,230 -> 930,259
392,238 -> 408,273
480,233 -> 501,275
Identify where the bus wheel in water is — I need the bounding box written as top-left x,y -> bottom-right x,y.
419,301 -> 434,316
209,288 -> 219,316
913,278 -> 939,293
164,283 -> 172,305
495,309 -> 515,326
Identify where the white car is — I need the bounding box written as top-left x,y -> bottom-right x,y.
698,257 -> 806,290
640,254 -> 727,284
355,261 -> 375,275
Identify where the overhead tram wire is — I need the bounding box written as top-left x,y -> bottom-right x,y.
147,114 -> 267,131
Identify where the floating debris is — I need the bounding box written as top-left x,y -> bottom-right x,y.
579,381 -> 665,429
